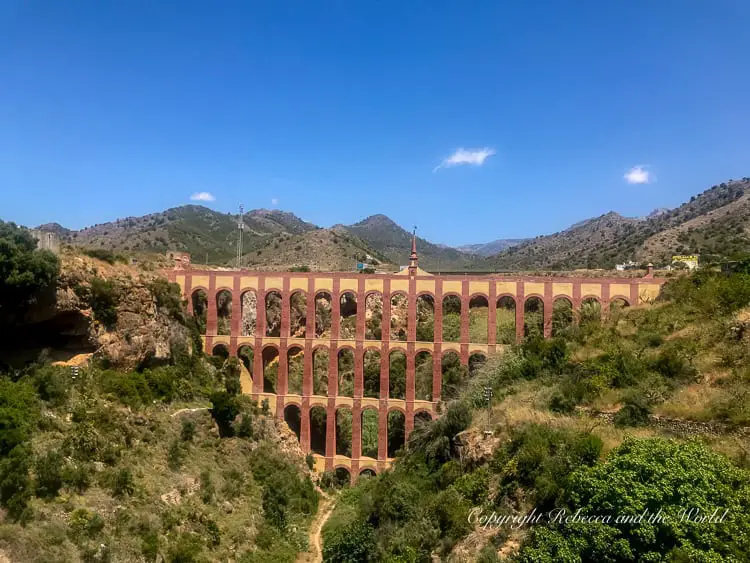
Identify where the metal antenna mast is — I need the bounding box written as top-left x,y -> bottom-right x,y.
236,204 -> 244,268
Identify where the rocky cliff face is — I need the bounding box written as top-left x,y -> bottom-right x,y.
11,251 -> 193,370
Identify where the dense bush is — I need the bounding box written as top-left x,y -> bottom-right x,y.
492,424 -> 602,511
0,221 -> 60,326
518,439 -> 750,561
81,247 -> 126,265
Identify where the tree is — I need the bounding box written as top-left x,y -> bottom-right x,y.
323,520 -> 376,562
519,438 -> 750,561
0,221 -> 59,325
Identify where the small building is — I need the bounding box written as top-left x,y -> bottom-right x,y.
671,255 -> 699,270
30,230 -> 61,254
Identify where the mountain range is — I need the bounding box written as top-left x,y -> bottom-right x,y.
32,177 -> 750,271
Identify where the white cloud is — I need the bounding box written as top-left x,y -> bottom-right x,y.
190,191 -> 215,202
271,198 -> 278,205
434,147 -> 496,172
624,166 -> 654,185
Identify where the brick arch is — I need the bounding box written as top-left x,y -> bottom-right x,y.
214,286 -> 233,294
312,343 -> 330,354
414,345 -> 433,355
190,285 -> 209,295
359,467 -> 378,477
469,292 -> 490,301
239,285 -> 257,294
416,290 -> 436,300
309,400 -> 327,410
387,405 -> 407,416
524,293 -> 545,303
388,342 -> 408,352
363,342 -> 382,352
413,407 -> 433,419
283,398 -> 302,409
610,295 -> 630,305
581,295 -> 602,302
364,289 -> 384,300
336,344 -> 356,354
441,291 -> 462,300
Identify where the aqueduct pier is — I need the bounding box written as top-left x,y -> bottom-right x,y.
168,252 -> 663,482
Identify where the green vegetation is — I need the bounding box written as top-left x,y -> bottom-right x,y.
323,266 -> 750,561
0,221 -> 59,327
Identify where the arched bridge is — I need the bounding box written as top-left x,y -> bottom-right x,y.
168,262 -> 663,482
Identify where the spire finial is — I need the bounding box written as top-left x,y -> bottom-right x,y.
409,226 -> 418,274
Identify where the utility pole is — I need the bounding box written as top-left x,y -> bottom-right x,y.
483,386 -> 493,435
236,203 -> 244,269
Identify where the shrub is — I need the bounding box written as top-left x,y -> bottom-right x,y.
31,364 -> 72,406
200,470 -> 214,504
491,424 -> 602,510
518,439 -> 750,561
180,419 -> 196,442
236,414 -> 253,439
99,369 -> 152,408
167,439 -> 185,471
323,520 -> 376,563
82,248 -> 125,265
62,462 -> 92,493
34,449 -> 65,498
209,391 -> 240,438
0,379 -> 39,456
109,468 -> 135,497
87,277 -> 121,328
0,444 -> 33,521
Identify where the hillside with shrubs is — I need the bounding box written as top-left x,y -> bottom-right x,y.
0,221 -> 320,562
322,263 -> 750,561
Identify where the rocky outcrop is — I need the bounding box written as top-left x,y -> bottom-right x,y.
14,251 -> 193,370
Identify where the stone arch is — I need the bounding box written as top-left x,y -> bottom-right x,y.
469,294 -> 489,343
363,349 -> 381,398
469,352 -> 487,376
359,468 -> 377,479
289,291 -> 307,338
360,407 -> 379,459
580,296 -> 602,330
265,290 -> 282,337
414,410 -> 432,428
414,350 -> 433,401
237,344 -> 253,375
524,296 -> 544,339
496,295 -> 516,345
389,349 -> 406,400
309,406 -> 327,456
339,291 -> 357,339
337,348 -> 355,398
365,292 -> 383,340
416,293 -> 435,342
287,345 -> 304,395
283,404 -> 301,441
191,289 -> 208,335
441,350 -> 464,399
216,289 -> 232,336
262,345 -> 279,393
390,292 -> 408,341
336,407 -> 353,457
312,346 -> 329,396
552,297 -> 573,336
442,295 -> 462,342
212,343 -> 229,359
387,410 -> 406,458
314,291 -> 332,338
240,290 -> 257,336
333,467 -> 351,487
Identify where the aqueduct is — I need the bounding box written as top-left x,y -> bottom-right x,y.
168,241 -> 664,482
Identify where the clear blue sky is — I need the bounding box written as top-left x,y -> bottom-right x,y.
2,1 -> 749,246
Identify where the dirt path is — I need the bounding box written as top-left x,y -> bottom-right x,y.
297,491 -> 335,563
170,407 -> 209,418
